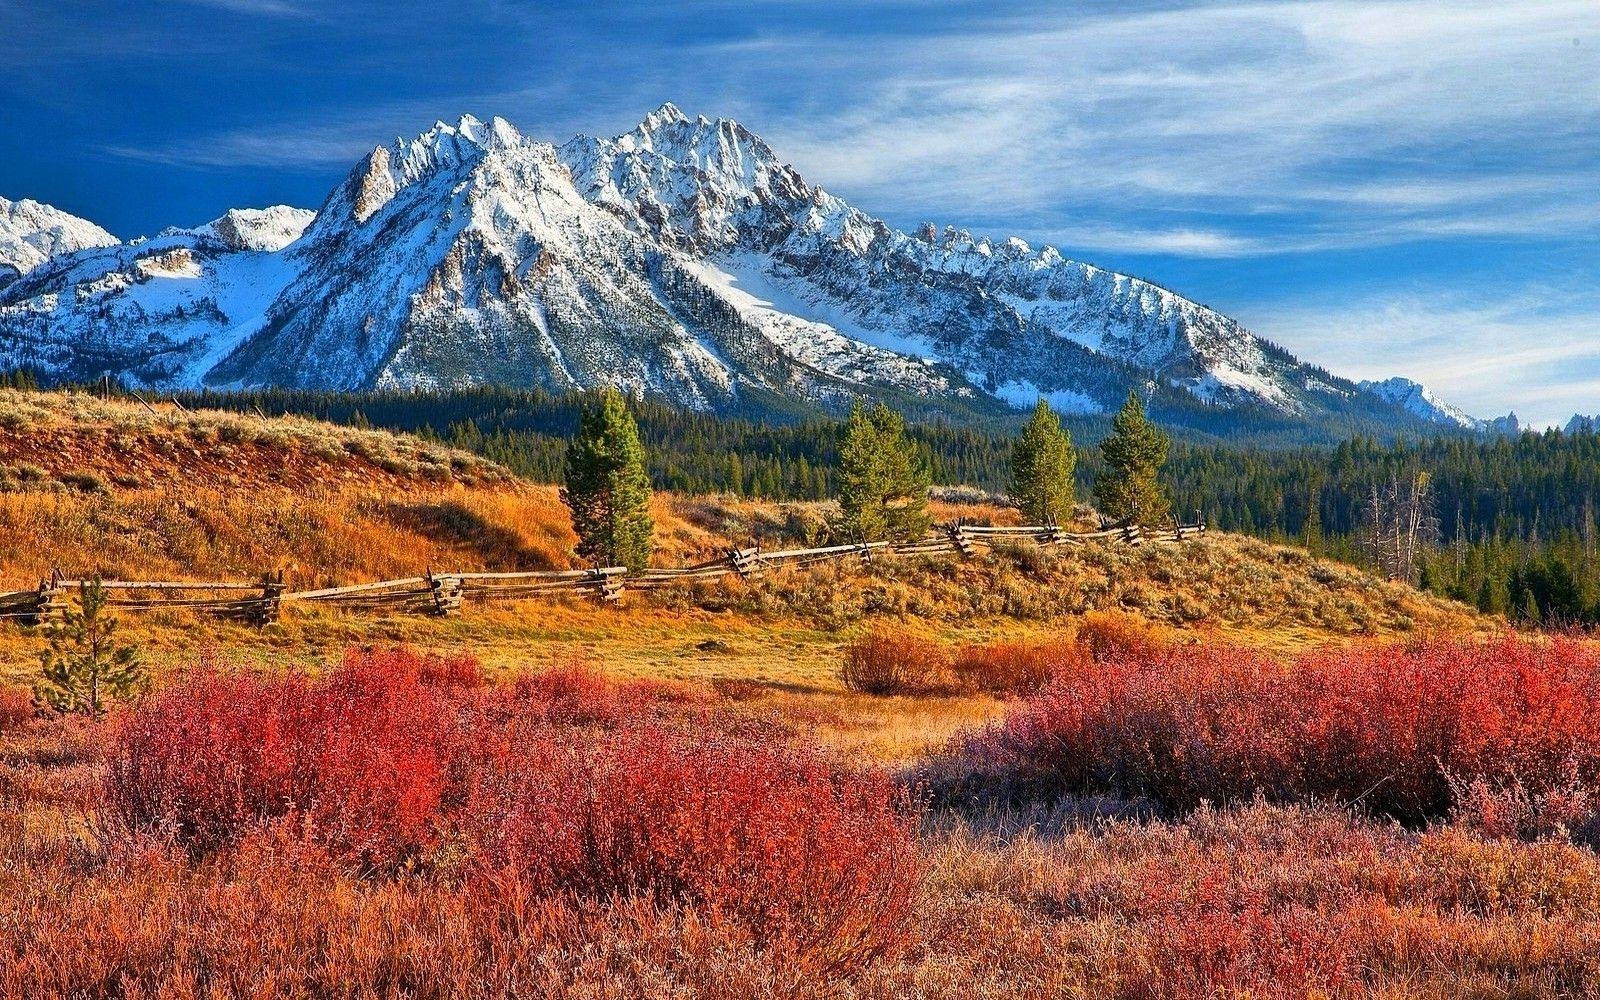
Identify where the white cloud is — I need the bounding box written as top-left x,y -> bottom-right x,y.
750,0 -> 1600,255
177,0 -> 310,15
1251,291 -> 1600,428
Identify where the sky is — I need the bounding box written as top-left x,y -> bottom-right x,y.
2,0 -> 1597,426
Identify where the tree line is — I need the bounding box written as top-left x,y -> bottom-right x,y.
12,373 -> 1600,623
563,389 -> 1171,569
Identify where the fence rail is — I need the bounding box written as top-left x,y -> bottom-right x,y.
7,520 -> 1202,626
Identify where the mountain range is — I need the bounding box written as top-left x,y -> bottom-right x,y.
0,104 -> 1508,439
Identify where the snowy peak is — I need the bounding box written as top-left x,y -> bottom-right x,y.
562,105 -> 811,253
0,106 -> 1482,439
326,114 -> 527,227
1358,377 -> 1481,430
0,197 -> 118,285
191,206 -> 315,253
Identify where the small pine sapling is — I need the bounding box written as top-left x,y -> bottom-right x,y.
34,578 -> 147,716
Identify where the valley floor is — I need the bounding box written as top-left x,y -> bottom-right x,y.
1,392 -> 1591,997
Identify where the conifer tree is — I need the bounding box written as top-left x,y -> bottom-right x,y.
1095,391 -> 1171,527
1010,399 -> 1075,525
34,578 -> 146,717
562,388 -> 654,571
836,402 -> 931,542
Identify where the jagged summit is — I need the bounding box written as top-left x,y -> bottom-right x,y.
0,106 -> 1480,438
180,206 -> 316,253
1358,377 -> 1479,430
0,197 -> 118,286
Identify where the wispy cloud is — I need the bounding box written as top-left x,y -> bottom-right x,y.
1255,290 -> 1600,427
750,0 -> 1600,257
105,122 -> 376,168
176,0 -> 311,16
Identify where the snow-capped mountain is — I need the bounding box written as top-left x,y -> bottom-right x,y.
0,105 -> 1482,436
0,197 -> 118,287
1357,377 -> 1480,430
1358,377 -> 1519,435
184,206 -> 316,253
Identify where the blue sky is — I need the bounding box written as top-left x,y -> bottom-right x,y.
3,0 -> 1596,425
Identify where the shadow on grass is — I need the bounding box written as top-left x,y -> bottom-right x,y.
378,500 -> 557,571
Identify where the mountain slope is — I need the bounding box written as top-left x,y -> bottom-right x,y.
0,107 -> 1473,437
0,197 -> 118,287
563,105 -> 1322,416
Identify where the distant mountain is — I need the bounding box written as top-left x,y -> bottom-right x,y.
0,105 -> 1481,439
0,197 -> 118,287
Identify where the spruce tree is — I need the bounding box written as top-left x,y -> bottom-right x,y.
873,404 -> 932,540
562,388 -> 654,572
1010,399 -> 1075,525
34,578 -> 146,717
837,403 -> 889,541
835,402 -> 931,542
1095,391 -> 1172,527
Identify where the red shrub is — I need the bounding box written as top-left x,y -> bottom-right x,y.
103,646 -> 920,978
107,648 -> 461,868
490,658 -> 707,728
0,684 -> 34,731
466,724 -> 923,978
365,647 -> 486,689
955,634 -> 1600,825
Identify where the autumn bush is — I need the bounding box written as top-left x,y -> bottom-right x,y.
0,685 -> 33,731
840,628 -> 952,695
99,646 -> 923,978
950,634 -> 1600,828
948,637 -> 1084,695
466,724 -> 922,978
1074,608 -> 1173,661
107,648 -> 462,868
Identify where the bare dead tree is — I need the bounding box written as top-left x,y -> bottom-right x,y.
1359,472 -> 1438,583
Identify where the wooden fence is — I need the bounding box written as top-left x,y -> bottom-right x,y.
0,521 -> 1202,626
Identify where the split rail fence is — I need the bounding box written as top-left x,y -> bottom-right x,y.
0,520 -> 1202,626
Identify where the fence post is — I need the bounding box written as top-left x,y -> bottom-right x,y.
33,569 -> 67,626
730,547 -> 763,579
947,520 -> 975,557
426,569 -> 464,616
588,568 -> 624,602
251,570 -> 285,626
1122,524 -> 1143,547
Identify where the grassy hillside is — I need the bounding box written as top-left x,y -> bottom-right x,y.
6,391 -> 1598,998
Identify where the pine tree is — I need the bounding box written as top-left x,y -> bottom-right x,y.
1095,391 -> 1172,526
835,402 -> 932,542
562,388 -> 654,572
837,403 -> 888,541
1010,399 -> 1075,525
34,579 -> 146,717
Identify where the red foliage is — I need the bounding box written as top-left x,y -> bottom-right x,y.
958,634 -> 1600,824
107,648 -> 460,868
0,685 -> 34,732
102,647 -> 922,975
466,724 -> 922,977
949,638 -> 1084,695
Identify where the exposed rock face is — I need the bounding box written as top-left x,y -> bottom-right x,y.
0,105 -> 1476,434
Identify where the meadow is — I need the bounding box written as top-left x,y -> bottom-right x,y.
8,634 -> 1600,998
2,393 -> 1597,998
